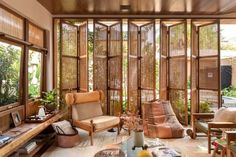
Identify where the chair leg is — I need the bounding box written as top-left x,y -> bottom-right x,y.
117,125 -> 120,135
208,129 -> 211,154
90,132 -> 94,146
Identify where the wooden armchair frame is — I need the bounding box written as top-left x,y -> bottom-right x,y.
73,119 -> 120,145
226,131 -> 236,157
192,113 -> 236,154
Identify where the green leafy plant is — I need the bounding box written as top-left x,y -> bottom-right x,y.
40,89 -> 60,112
0,43 -> 21,106
222,86 -> 236,97
199,101 -> 211,113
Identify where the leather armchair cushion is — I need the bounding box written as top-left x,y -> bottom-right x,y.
72,102 -> 103,121
80,116 -> 120,130
213,107 -> 236,123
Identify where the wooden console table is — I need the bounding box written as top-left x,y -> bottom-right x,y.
0,110 -> 66,157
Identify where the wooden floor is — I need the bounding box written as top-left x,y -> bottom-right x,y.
42,129 -> 211,157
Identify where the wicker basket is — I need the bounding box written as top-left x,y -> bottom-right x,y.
55,127 -> 80,148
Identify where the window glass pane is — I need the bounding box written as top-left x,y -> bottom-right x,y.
0,7 -> 24,39
29,23 -> 44,48
28,50 -> 42,98
0,41 -> 21,105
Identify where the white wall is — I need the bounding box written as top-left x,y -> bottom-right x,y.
0,0 -> 53,90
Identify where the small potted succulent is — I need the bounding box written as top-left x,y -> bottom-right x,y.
40,89 -> 60,112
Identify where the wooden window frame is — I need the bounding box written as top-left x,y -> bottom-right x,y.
0,4 -> 48,115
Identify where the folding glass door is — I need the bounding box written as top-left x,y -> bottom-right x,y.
191,20 -> 220,114
160,20 -> 188,125
128,20 -> 156,113
93,20 -> 122,115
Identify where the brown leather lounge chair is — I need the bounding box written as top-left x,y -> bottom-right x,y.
142,99 -> 185,139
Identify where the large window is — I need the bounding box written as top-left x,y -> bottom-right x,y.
0,41 -> 22,106
28,50 -> 42,98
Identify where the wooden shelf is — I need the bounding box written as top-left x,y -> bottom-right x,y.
0,110 -> 66,157
19,133 -> 56,157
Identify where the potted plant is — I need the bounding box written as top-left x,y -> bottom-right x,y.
121,111 -> 144,149
40,89 -> 59,112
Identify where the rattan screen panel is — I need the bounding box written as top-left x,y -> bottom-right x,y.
128,22 -> 139,112
110,23 -> 122,56
160,23 -> 168,100
160,58 -> 167,99
79,23 -> 88,91
109,23 -> 122,89
128,57 -> 138,112
199,57 -> 218,90
109,90 -> 122,116
169,58 -> 185,89
191,20 -> 220,113
161,23 -> 168,56
191,23 -> 199,114
129,23 -> 138,56
0,7 -> 24,39
94,22 -> 108,114
61,57 -> 77,89
61,22 -> 78,92
108,57 -> 121,89
199,24 -> 218,57
169,23 -> 185,57
191,58 -> 198,91
160,20 -> 187,125
61,23 -> 78,57
141,90 -> 155,103
140,23 -> 155,90
128,21 -> 155,112
108,22 -> 122,115
169,89 -> 186,124
29,23 -> 44,48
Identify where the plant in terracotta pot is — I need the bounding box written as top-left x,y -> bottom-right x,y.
40,89 -> 59,112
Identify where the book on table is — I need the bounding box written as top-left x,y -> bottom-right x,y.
0,135 -> 13,147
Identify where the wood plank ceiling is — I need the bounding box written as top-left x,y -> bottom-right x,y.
37,0 -> 236,15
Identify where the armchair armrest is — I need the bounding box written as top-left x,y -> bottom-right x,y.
192,113 -> 215,119
208,122 -> 236,128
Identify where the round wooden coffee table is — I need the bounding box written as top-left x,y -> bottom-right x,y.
94,149 -> 125,157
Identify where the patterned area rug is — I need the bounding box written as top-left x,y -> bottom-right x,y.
42,129 -> 211,157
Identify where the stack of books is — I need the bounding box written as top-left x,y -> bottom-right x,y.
0,135 -> 12,147
18,141 -> 38,154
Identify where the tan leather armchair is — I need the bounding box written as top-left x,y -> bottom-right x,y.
65,91 -> 120,145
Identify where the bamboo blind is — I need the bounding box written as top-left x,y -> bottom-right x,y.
29,23 -> 44,48
0,7 -> 24,39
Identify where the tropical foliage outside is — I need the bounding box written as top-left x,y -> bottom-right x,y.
0,42 -> 21,106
